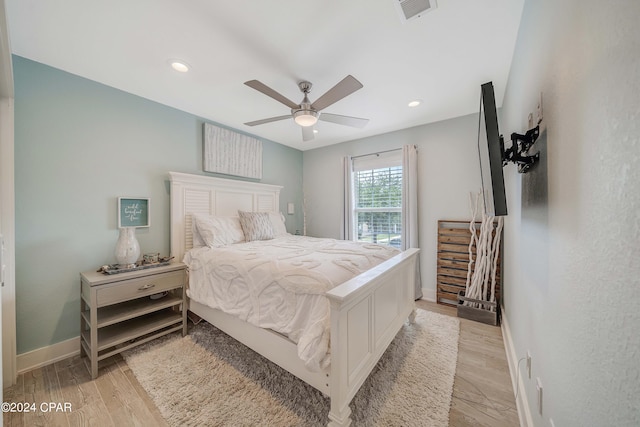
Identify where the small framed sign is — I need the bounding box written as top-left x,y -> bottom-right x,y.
118,197 -> 150,228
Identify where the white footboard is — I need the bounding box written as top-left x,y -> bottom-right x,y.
326,247 -> 420,427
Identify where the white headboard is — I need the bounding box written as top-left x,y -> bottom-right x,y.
169,172 -> 282,262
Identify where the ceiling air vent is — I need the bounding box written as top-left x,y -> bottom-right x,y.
394,0 -> 437,23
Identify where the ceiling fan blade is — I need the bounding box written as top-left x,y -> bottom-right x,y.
244,80 -> 299,109
302,126 -> 315,141
244,115 -> 291,127
318,113 -> 369,128
311,75 -> 364,111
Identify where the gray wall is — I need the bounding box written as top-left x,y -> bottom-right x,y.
500,1 -> 640,425
13,56 -> 303,354
303,112 -> 482,300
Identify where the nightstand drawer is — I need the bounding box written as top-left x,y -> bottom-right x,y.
96,270 -> 184,307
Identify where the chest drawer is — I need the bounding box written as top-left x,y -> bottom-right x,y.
96,270 -> 184,307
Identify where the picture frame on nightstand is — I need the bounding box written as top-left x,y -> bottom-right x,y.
118,197 -> 150,228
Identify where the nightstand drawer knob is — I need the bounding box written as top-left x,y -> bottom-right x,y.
138,283 -> 156,291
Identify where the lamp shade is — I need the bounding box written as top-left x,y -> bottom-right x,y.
293,110 -> 318,127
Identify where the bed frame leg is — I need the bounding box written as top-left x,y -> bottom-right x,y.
328,405 -> 352,427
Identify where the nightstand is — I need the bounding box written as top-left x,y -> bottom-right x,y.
80,262 -> 187,379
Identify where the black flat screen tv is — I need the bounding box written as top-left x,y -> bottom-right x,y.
478,81 -> 507,216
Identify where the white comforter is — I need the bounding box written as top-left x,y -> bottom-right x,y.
183,235 -> 400,371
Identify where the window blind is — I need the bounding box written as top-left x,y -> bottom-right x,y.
355,166 -> 403,209
352,150 -> 403,248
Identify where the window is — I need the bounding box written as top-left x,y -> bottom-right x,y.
352,151 -> 403,248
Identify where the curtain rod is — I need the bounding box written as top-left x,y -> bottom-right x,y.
351,148 -> 402,160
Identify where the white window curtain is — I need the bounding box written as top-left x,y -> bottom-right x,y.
341,156 -> 354,240
401,144 -> 422,299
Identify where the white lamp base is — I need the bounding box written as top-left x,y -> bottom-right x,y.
115,227 -> 140,267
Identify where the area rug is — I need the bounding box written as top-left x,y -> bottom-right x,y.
123,309 -> 459,426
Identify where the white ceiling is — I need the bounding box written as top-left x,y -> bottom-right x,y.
5,0 -> 523,151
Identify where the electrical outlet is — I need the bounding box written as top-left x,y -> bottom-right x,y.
536,377 -> 543,415
526,351 -> 532,379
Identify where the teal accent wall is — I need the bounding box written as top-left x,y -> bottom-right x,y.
13,55 -> 303,354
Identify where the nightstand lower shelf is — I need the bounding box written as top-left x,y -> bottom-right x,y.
81,320 -> 183,362
82,309 -> 182,351
81,294 -> 182,328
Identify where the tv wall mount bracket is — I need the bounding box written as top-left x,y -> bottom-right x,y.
501,123 -> 540,173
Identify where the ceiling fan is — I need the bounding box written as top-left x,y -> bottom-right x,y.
243,75 -> 369,141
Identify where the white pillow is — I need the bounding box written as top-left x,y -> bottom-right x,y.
268,212 -> 288,237
191,214 -> 206,247
238,211 -> 274,242
193,214 -> 245,247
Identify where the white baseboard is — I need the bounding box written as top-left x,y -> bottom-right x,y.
501,307 -> 533,427
17,336 -> 81,374
420,287 -> 436,302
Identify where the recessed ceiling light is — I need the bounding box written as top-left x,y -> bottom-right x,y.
408,100 -> 422,107
169,60 -> 190,73
313,129 -> 319,134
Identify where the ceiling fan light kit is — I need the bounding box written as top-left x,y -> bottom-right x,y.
293,110 -> 318,127
244,75 -> 369,141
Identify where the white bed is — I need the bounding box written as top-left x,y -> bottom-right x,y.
169,171 -> 420,427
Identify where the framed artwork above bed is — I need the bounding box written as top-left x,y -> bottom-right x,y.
203,123 -> 263,179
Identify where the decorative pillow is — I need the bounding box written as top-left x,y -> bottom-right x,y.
193,214 -> 245,247
238,211 -> 274,241
191,214 -> 206,247
268,212 -> 288,237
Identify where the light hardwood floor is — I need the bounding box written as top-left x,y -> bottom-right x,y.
418,300 -> 520,426
3,301 -> 519,427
